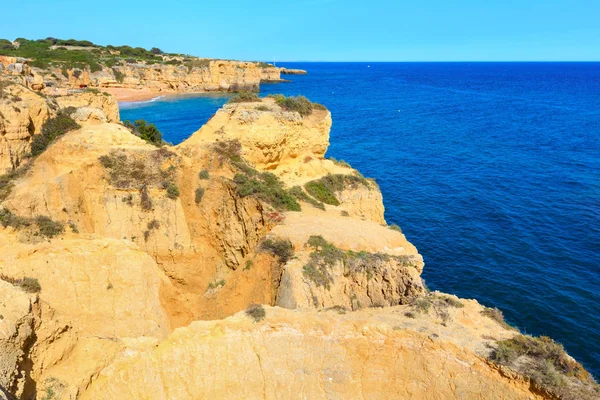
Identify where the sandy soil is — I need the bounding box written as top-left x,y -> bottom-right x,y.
102,87 -> 174,102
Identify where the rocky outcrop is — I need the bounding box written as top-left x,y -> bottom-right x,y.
272,211 -> 424,309
280,68 -> 307,75
0,281 -> 34,398
180,98 -> 333,177
0,79 -> 119,174
17,61 -> 282,94
54,91 -> 119,123
0,93 -> 595,399
0,233 -> 170,339
79,305 -> 544,400
0,80 -> 53,173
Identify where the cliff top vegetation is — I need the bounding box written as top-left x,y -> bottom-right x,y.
0,37 -> 275,72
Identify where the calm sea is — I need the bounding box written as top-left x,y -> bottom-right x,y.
121,62 -> 600,377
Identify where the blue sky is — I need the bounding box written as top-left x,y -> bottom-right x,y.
2,0 -> 599,61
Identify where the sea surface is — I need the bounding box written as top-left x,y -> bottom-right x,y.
121,62 -> 600,377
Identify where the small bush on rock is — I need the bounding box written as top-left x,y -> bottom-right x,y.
125,119 -> 163,146
0,275 -> 41,293
195,187 -> 205,204
234,171 -> 300,212
31,111 -> 80,157
260,238 -> 294,264
289,186 -> 325,210
481,307 -> 516,330
269,94 -> 314,116
228,92 -> 260,103
245,304 -> 266,322
35,216 -> 64,238
489,334 -> 597,397
304,174 -> 371,206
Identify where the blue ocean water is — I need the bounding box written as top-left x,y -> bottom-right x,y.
120,62 -> 600,377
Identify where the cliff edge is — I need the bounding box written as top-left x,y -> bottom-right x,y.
0,85 -> 597,399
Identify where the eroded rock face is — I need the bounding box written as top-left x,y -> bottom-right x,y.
55,91 -> 119,123
0,282 -> 34,399
179,98 -> 387,223
0,233 -> 171,339
28,61 -> 282,93
0,96 -> 586,399
271,212 -> 425,310
79,306 -> 544,400
0,79 -> 120,174
180,98 -> 333,178
0,80 -> 53,173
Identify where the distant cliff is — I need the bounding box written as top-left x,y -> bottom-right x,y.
0,38 -> 289,94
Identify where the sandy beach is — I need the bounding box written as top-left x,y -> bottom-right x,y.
102,87 -> 174,102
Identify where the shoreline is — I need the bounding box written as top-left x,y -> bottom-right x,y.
102,87 -> 176,103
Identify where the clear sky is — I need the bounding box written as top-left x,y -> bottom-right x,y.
2,0 -> 599,61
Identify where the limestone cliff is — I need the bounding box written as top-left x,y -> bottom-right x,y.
47,61 -> 281,93
0,93 -> 597,399
80,304 -> 543,400
0,54 -> 284,95
0,78 -> 119,174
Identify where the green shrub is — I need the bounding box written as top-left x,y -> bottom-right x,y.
0,163 -> 31,201
195,187 -> 205,204
68,221 -> 79,233
184,59 -> 210,71
329,158 -> 351,168
19,277 -> 42,293
0,39 -> 14,51
214,140 -> 242,162
112,68 -> 125,83
244,260 -> 253,270
490,335 -> 594,390
304,180 -> 339,206
260,238 -> 294,264
147,219 -> 160,230
207,279 -> 225,290
234,171 -> 300,212
164,181 -> 179,199
269,94 -> 314,116
228,92 -> 260,103
481,307 -> 516,330
99,150 -> 176,197
125,120 -> 163,146
389,224 -> 403,233
35,215 -> 64,238
31,111 -> 80,157
412,297 -> 432,313
245,304 -> 266,322
255,105 -> 270,111
304,174 -> 372,206
289,186 -> 325,210
440,296 -> 464,308
302,235 -> 417,290
199,169 -> 210,180
0,275 -> 41,293
0,209 -> 31,229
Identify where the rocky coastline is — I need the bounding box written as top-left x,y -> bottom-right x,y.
0,65 -> 598,399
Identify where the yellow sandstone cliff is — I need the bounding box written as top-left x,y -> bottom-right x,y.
0,55 -> 284,95
0,87 -> 596,399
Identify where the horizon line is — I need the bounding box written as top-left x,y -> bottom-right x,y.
269,60 -> 600,63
